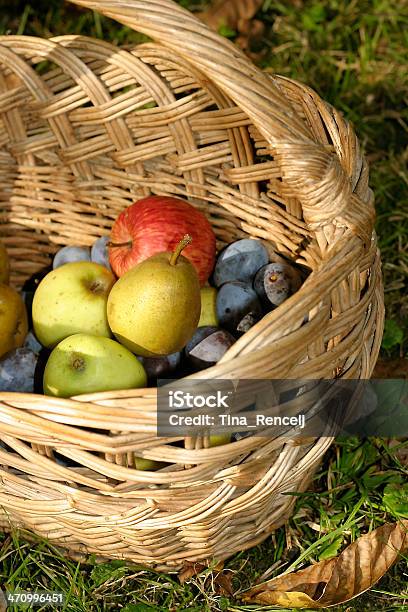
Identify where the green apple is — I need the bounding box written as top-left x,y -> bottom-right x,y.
32,262 -> 115,348
43,333 -> 147,397
198,287 -> 218,327
0,284 -> 28,358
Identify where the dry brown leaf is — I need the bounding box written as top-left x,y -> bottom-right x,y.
199,0 -> 263,31
0,590 -> 7,612
179,561 -> 207,584
199,0 -> 264,56
178,560 -> 224,584
243,520 -> 408,608
212,570 -> 234,597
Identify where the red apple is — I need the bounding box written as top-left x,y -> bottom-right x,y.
108,195 -> 216,285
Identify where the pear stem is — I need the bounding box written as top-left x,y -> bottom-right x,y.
170,234 -> 192,266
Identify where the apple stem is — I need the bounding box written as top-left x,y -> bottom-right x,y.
107,240 -> 133,248
170,235 -> 192,266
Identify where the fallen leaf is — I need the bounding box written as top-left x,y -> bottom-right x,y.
0,590 -> 7,612
178,560 -> 233,596
243,520 -> 408,608
212,570 -> 234,597
178,560 -> 224,584
179,562 -> 207,584
199,0 -> 262,31
199,0 -> 265,56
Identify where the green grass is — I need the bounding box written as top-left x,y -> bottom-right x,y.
0,0 -> 407,610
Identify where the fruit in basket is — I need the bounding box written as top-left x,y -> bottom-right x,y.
53,245 -> 91,269
43,333 -> 147,398
108,195 -> 216,285
213,239 -> 269,287
198,286 -> 218,327
108,235 -> 201,357
0,284 -> 29,359
185,326 -> 235,370
209,434 -> 231,447
185,324 -> 217,354
0,241 -> 10,284
216,281 -> 262,334
91,236 -> 111,270
134,457 -> 167,471
32,262 -> 115,348
236,311 -> 262,334
23,330 -> 43,354
21,267 -> 52,327
254,262 -> 302,308
0,347 -> 38,393
138,352 -> 181,382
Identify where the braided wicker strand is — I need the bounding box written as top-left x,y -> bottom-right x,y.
0,0 -> 383,570
67,0 -> 374,244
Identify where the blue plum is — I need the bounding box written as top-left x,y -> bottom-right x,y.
216,281 -> 262,333
185,326 -> 235,370
21,267 -> 52,325
53,246 -> 91,269
213,239 -> 269,287
236,311 -> 261,334
23,331 -> 43,354
138,352 -> 181,381
254,262 -> 301,308
91,236 -> 111,271
0,347 -> 38,392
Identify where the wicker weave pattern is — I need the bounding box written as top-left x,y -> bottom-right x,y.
0,0 -> 383,570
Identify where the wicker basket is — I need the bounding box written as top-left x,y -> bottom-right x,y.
0,0 -> 383,571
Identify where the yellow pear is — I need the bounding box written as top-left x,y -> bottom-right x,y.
0,284 -> 28,358
108,235 -> 201,357
0,241 -> 10,284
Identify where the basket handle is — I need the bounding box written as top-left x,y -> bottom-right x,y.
66,0 -> 372,240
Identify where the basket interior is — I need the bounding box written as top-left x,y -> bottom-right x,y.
0,35 -> 354,290
0,34 -> 382,385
